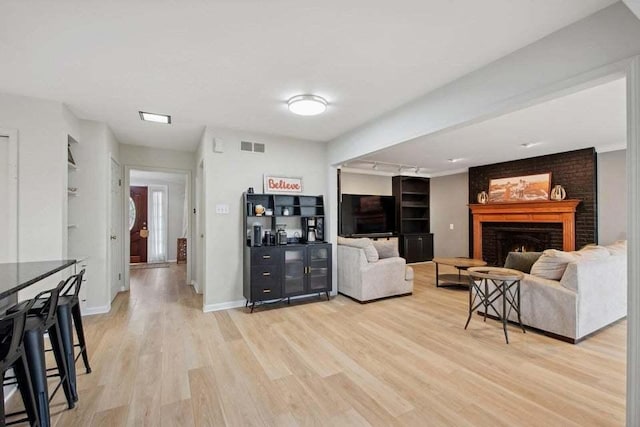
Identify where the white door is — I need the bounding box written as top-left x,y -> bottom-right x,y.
110,158 -> 123,301
195,161 -> 205,293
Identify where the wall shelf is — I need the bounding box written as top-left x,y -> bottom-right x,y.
393,176 -> 433,262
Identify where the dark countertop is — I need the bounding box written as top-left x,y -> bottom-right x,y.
0,259 -> 76,299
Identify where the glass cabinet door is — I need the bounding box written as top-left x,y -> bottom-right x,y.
284,247 -> 305,295
308,245 -> 330,291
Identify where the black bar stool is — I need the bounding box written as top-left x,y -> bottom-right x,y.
54,269 -> 89,402
7,281 -> 76,427
1,300 -> 39,426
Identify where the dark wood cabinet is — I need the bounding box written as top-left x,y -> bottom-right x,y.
242,192 -> 331,311
246,247 -> 283,301
392,176 -> 434,263
244,244 -> 332,308
401,234 -> 434,263
283,244 -> 332,297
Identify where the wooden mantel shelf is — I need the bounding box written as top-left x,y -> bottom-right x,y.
469,200 -> 581,259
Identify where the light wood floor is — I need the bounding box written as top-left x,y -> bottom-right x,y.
9,262 -> 626,426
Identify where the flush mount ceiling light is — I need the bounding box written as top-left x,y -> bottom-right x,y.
447,158 -> 463,163
287,95 -> 328,116
521,141 -> 542,148
139,111 -> 171,124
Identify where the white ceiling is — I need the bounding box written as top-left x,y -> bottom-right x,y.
353,77 -> 626,176
0,0 -> 616,151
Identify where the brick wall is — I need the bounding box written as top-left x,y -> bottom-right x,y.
468,148 -> 597,262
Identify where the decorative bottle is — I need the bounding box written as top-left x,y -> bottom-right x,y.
477,191 -> 489,204
550,185 -> 566,201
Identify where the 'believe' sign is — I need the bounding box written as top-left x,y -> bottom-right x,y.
263,175 -> 303,193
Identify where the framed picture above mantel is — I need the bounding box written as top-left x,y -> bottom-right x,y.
488,172 -> 551,203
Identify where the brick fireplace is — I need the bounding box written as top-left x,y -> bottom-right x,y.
467,148 -> 598,260
469,200 -> 580,264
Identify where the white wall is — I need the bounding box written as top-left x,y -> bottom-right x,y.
0,93 -> 81,300
598,149 -> 627,244
0,93 -> 71,263
340,171 -> 392,195
130,173 -> 186,261
71,120 -> 121,313
120,144 -> 196,172
430,172 -> 469,257
198,127 -> 328,309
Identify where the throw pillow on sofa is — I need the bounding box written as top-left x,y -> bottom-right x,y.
575,244 -> 610,260
605,240 -> 627,256
530,249 -> 579,280
372,239 -> 399,259
337,236 -> 379,263
503,251 -> 542,273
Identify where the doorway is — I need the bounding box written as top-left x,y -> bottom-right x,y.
126,168 -> 190,290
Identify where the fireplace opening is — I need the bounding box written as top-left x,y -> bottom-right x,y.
495,228 -> 556,266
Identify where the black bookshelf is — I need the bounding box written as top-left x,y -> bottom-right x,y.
392,176 -> 434,262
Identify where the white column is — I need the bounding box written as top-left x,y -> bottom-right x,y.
627,55 -> 640,427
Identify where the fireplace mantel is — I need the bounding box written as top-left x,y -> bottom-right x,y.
469,200 -> 581,260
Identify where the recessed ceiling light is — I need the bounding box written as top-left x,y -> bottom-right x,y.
287,95 -> 328,116
139,111 -> 171,124
521,141 -> 542,148
447,158 -> 463,163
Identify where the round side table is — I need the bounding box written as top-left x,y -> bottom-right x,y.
464,267 -> 525,343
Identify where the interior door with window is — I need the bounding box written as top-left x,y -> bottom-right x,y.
130,186 -> 148,263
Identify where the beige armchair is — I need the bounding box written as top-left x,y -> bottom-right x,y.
337,237 -> 413,302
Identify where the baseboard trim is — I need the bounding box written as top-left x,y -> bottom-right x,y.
82,305 -> 110,316
190,280 -> 201,294
203,300 -> 246,313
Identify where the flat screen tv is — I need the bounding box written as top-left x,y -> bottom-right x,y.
340,194 -> 396,236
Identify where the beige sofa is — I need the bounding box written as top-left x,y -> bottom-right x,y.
337,237 -> 414,302
499,241 -> 627,342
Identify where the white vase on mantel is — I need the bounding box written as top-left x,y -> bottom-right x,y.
550,185 -> 566,201
477,191 -> 488,204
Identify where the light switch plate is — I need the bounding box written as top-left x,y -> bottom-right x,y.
215,204 -> 230,214
449,223 -> 454,230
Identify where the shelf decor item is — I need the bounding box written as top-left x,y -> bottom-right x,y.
488,172 -> 551,203
550,184 -> 567,201
477,191 -> 489,204
254,204 -> 265,216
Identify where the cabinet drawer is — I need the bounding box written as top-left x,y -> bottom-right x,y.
251,284 -> 282,300
251,264 -> 279,282
251,265 -> 280,300
251,248 -> 280,266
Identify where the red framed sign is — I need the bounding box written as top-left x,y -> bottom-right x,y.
263,175 -> 303,194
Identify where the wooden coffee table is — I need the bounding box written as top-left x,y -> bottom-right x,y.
432,257 -> 487,288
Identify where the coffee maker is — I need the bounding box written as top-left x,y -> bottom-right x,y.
302,217 -> 323,243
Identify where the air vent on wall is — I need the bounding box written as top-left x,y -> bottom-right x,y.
240,141 -> 265,153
